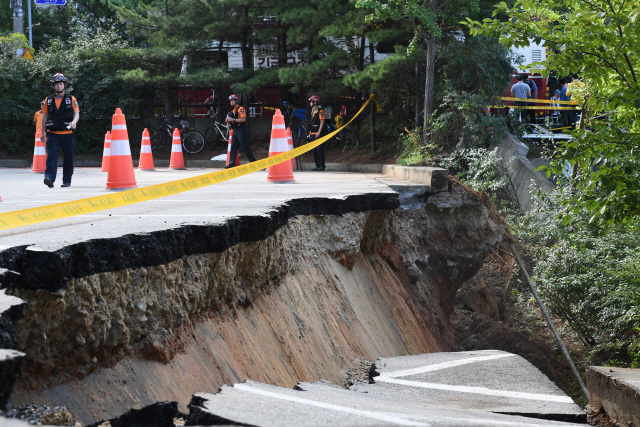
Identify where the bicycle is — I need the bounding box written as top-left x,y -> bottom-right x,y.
201,110 -> 231,151
283,102 -> 359,150
150,117 -> 205,154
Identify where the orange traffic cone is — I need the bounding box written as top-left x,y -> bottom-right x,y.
266,110 -> 295,183
106,108 -> 137,189
138,128 -> 155,171
32,130 -> 46,173
169,128 -> 185,170
225,129 -> 240,167
101,131 -> 111,172
286,127 -> 297,171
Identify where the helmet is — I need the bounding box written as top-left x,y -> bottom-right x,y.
228,94 -> 240,102
309,95 -> 321,102
51,73 -> 69,84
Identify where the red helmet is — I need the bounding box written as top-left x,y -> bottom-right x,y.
309,95 -> 321,102
228,94 -> 240,102
51,73 -> 69,84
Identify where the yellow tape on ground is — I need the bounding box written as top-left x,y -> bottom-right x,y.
489,105 -> 580,110
0,98 -> 375,232
500,97 -> 578,105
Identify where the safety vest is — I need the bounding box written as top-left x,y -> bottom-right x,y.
45,93 -> 75,132
310,107 -> 325,134
229,104 -> 246,129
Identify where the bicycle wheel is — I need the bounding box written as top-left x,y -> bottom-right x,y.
182,130 -> 205,154
340,127 -> 360,151
204,127 -> 219,151
150,128 -> 165,152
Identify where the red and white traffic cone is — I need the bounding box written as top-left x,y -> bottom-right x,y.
32,130 -> 46,173
286,127 -> 297,171
138,128 -> 155,171
266,110 -> 295,183
169,128 -> 186,170
106,108 -> 137,189
101,131 -> 111,172
225,129 -> 240,167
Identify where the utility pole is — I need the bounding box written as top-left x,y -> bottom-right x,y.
10,0 -> 24,36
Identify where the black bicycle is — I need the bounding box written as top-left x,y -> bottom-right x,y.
150,117 -> 206,154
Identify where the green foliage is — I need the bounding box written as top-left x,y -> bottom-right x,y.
441,148 -> 509,192
465,0 -> 640,224
0,29 -> 145,155
517,189 -> 640,365
426,91 -> 510,150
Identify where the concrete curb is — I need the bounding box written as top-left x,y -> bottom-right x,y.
299,162 -> 383,173
494,134 -> 555,212
380,165 -> 449,192
587,366 -> 640,427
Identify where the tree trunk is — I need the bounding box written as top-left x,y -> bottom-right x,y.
415,61 -> 423,129
164,63 -> 171,117
369,40 -> 376,150
422,33 -> 436,145
241,6 -> 251,70
278,31 -> 288,108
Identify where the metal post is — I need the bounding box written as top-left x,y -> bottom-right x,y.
27,0 -> 32,47
509,243 -> 589,400
12,0 -> 24,35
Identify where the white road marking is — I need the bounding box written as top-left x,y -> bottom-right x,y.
376,376 -> 574,403
384,353 -> 516,378
232,383 -> 431,427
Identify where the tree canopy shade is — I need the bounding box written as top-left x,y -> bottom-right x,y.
465,0 -> 640,224
356,0 -> 480,144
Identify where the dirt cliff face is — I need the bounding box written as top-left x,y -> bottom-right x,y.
5,178 -> 505,423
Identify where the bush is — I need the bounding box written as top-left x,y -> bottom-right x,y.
0,30 -> 151,155
517,188 -> 640,366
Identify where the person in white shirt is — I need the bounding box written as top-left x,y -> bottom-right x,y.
510,74 -> 531,122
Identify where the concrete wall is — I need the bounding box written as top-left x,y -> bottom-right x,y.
495,134 -> 555,212
381,165 -> 449,193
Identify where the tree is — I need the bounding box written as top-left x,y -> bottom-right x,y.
355,0 -> 479,144
466,0 -> 640,224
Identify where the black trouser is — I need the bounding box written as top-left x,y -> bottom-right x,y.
45,131 -> 74,184
312,135 -> 327,168
515,101 -> 527,122
229,126 -> 256,165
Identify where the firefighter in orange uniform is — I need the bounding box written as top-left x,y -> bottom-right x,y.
225,94 -> 257,168
41,73 -> 79,188
307,95 -> 326,171
33,100 -> 46,143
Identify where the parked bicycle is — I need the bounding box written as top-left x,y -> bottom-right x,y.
150,116 -> 206,154
201,111 -> 231,151
282,102 -> 359,150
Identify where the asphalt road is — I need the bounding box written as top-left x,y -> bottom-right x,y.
189,351 -> 585,427
0,167 -> 396,251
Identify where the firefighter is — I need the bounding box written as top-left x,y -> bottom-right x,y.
225,94 -> 256,168
41,73 -> 79,188
307,95 -> 326,171
33,100 -> 46,143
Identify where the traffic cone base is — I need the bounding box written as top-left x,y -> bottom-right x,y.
32,130 -> 46,173
266,111 -> 295,183
138,128 -> 155,170
169,129 -> 186,170
106,108 -> 137,189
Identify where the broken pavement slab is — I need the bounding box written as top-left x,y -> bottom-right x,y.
587,366 -> 640,427
186,351 -> 584,426
0,289 -> 25,412
354,350 -> 585,423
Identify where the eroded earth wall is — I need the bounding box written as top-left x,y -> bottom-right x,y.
2,179 -> 505,424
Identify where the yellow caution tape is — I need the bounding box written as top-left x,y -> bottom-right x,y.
370,94 -> 382,113
489,105 -> 580,110
0,96 -> 376,231
500,97 -> 578,105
